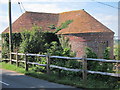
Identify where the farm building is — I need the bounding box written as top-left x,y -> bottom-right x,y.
2,9 -> 114,58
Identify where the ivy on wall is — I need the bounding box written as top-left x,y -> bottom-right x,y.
1,25 -> 75,59
54,20 -> 73,33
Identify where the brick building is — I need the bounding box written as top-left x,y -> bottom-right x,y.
2,9 -> 114,58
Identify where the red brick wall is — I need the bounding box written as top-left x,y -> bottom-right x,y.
63,32 -> 114,58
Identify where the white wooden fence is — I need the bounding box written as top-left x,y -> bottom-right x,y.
2,52 -> 120,82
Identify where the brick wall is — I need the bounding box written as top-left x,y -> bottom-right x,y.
63,32 -> 114,58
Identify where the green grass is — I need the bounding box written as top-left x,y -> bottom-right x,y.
0,62 -> 26,73
0,62 -> 120,89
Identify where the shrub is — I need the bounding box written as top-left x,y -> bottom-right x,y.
85,47 -> 98,71
102,47 -> 113,72
19,26 -> 59,54
1,33 -> 22,58
114,44 -> 120,60
85,47 -> 114,72
19,29 -> 46,53
46,41 -> 63,56
85,47 -> 97,58
59,35 -> 76,57
103,47 -> 110,59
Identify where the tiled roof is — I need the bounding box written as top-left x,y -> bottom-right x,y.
57,10 -> 114,34
3,11 -> 59,33
2,10 -> 114,34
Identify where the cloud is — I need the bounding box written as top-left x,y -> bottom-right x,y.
0,1 -> 87,13
23,2 -> 88,13
24,3 -> 74,13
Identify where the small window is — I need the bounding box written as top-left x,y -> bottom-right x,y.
106,41 -> 109,47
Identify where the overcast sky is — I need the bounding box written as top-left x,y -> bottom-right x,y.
0,0 -> 119,38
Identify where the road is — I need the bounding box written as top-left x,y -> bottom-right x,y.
0,69 -> 78,89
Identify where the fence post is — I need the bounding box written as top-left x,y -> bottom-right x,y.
10,52 -> 12,64
46,53 -> 50,74
82,55 -> 87,85
25,52 -> 28,71
16,51 -> 19,67
58,69 -> 62,78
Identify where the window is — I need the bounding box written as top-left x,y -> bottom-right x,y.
106,41 -> 109,47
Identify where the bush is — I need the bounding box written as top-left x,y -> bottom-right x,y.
85,47 -> 97,58
85,47 -> 98,71
59,35 -> 76,57
85,47 -> 113,72
2,33 -> 22,58
103,47 -> 110,59
19,26 -> 59,54
114,44 -> 120,60
19,29 -> 46,53
102,47 -> 113,72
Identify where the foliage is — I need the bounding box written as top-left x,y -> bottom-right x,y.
19,26 -> 59,54
102,47 -> 113,73
2,26 -> 74,63
85,47 -> 114,84
46,35 -> 75,57
1,33 -> 22,58
1,29 -> 119,88
103,47 -> 110,59
59,35 -> 70,49
46,41 -> 62,56
0,34 -> 1,46
1,33 -> 9,58
46,40 -> 76,68
48,24 -> 56,29
114,44 -> 120,60
85,47 -> 113,72
85,47 -> 98,71
85,47 -> 97,58
59,35 -> 75,57
54,20 -> 73,33
1,62 -> 119,89
46,36 -> 76,70
19,29 -> 45,53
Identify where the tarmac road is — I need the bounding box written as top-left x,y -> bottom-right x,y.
0,69 -> 77,89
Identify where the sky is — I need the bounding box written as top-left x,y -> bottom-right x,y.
0,0 -> 119,39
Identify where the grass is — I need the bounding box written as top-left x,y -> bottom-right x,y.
1,62 -> 120,89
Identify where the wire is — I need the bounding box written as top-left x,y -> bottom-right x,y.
18,1 -> 26,13
18,2 -> 23,13
91,0 -> 120,9
21,2 -> 26,12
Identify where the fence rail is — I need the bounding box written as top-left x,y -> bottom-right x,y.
2,52 -> 120,81
11,52 -> 120,62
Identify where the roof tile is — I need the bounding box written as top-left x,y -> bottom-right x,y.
2,10 -> 114,34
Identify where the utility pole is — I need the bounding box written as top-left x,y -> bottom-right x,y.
9,0 -> 12,64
